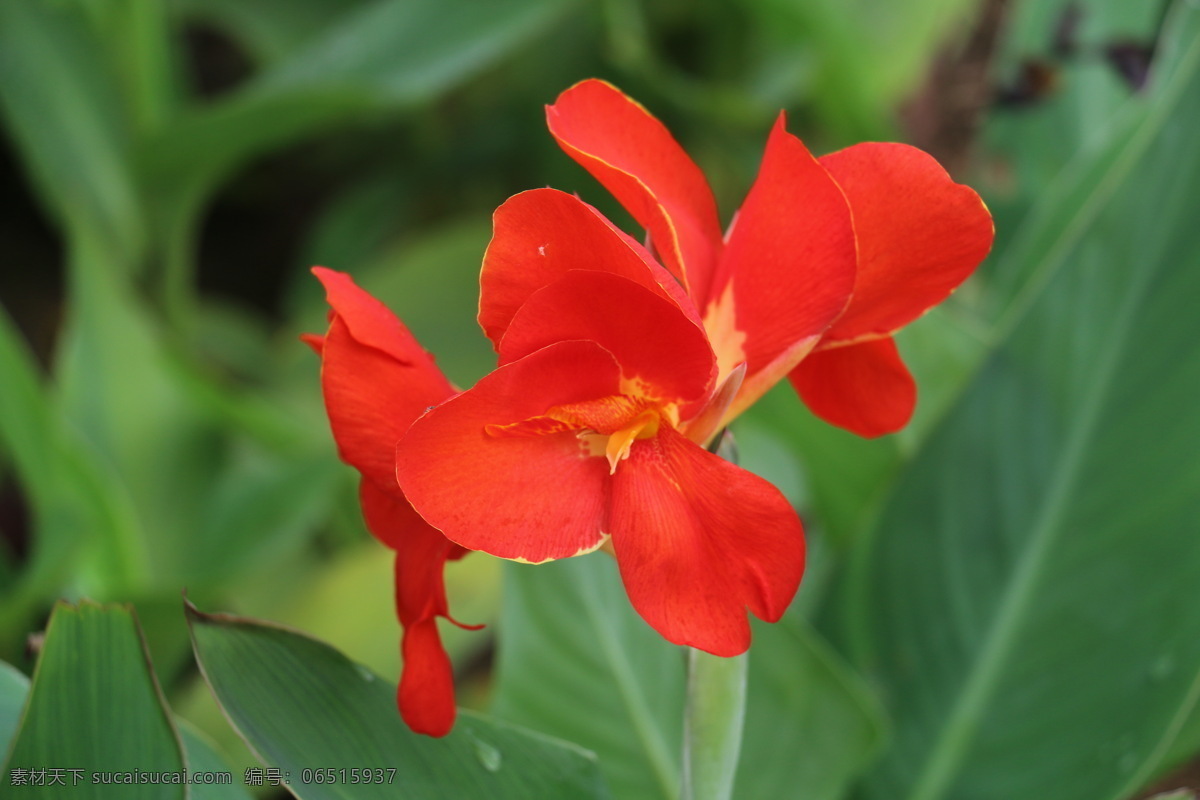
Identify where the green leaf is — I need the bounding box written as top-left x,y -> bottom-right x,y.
736,619 -> 886,800
0,602 -> 185,798
0,0 -> 143,268
848,5 -> 1200,799
178,720 -> 256,800
0,661 -> 29,757
492,556 -> 684,800
186,601 -> 609,800
493,553 -> 886,800
140,0 -> 577,247
0,302 -> 141,637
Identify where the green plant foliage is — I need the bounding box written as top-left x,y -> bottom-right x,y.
847,4 -> 1200,798
493,554 -> 886,800
186,601 -> 610,799
0,602 -> 185,798
0,0 -> 143,267
178,721 -> 256,800
0,661 -> 29,756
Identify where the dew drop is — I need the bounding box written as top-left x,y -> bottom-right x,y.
471,736 -> 502,772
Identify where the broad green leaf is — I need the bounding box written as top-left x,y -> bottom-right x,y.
736,618 -> 886,800
849,5 -> 1200,799
178,720 -> 256,800
984,2 -> 1166,313
492,556 -> 683,800
186,601 -> 608,800
0,661 -> 29,756
0,602 -> 184,798
0,0 -> 143,269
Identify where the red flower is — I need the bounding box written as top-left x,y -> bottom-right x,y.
545,79 -> 995,436
306,268 -> 480,737
309,79 -> 993,736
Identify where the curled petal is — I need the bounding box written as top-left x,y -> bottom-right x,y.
479,189 -> 696,350
609,426 -> 805,656
818,142 -> 994,343
499,271 -> 715,405
709,116 -> 857,421
397,341 -> 620,563
547,79 -> 724,302
789,336 -> 916,437
360,480 -> 471,737
313,269 -> 453,491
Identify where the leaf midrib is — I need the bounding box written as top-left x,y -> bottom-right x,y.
904,18 -> 1200,800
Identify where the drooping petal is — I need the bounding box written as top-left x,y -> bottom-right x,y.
818,142 -> 994,344
397,340 -> 620,563
359,480 -> 466,737
397,617 -> 455,737
313,269 -> 454,491
789,336 -> 916,438
609,426 -> 805,656
546,79 -> 724,302
707,115 -> 857,423
499,271 -> 715,405
479,188 -> 697,350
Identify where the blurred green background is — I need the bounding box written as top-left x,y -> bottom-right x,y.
1,0 -> 1198,798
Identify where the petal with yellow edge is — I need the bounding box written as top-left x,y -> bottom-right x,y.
609,426 -> 805,656
479,188 -> 696,350
818,142 -> 995,344
397,340 -> 622,563
708,116 -> 857,422
547,79 -> 725,302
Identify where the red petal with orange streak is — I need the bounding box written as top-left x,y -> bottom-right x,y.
789,336 -> 916,438
499,271 -> 715,405
397,341 -> 620,563
313,269 -> 453,491
609,426 -> 805,656
546,79 -> 724,303
359,480 -> 467,737
712,116 -> 857,417
818,142 -> 994,343
479,189 -> 696,350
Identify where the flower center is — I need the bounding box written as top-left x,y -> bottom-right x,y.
485,393 -> 676,473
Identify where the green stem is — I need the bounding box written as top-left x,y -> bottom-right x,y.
680,647 -> 747,800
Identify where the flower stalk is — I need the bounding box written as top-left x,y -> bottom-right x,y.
681,646 -> 748,800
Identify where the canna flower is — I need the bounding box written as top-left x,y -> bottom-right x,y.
306,268 -> 480,737
309,79 -> 993,736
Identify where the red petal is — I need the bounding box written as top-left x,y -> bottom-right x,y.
397,341 -> 618,563
479,189 -> 696,350
710,116 -> 857,420
818,142 -> 994,343
359,480 -> 466,737
546,80 -> 724,303
320,312 -> 452,492
499,271 -> 715,405
398,618 -> 455,737
313,267 -> 444,368
789,336 -> 916,437
609,426 -> 805,656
